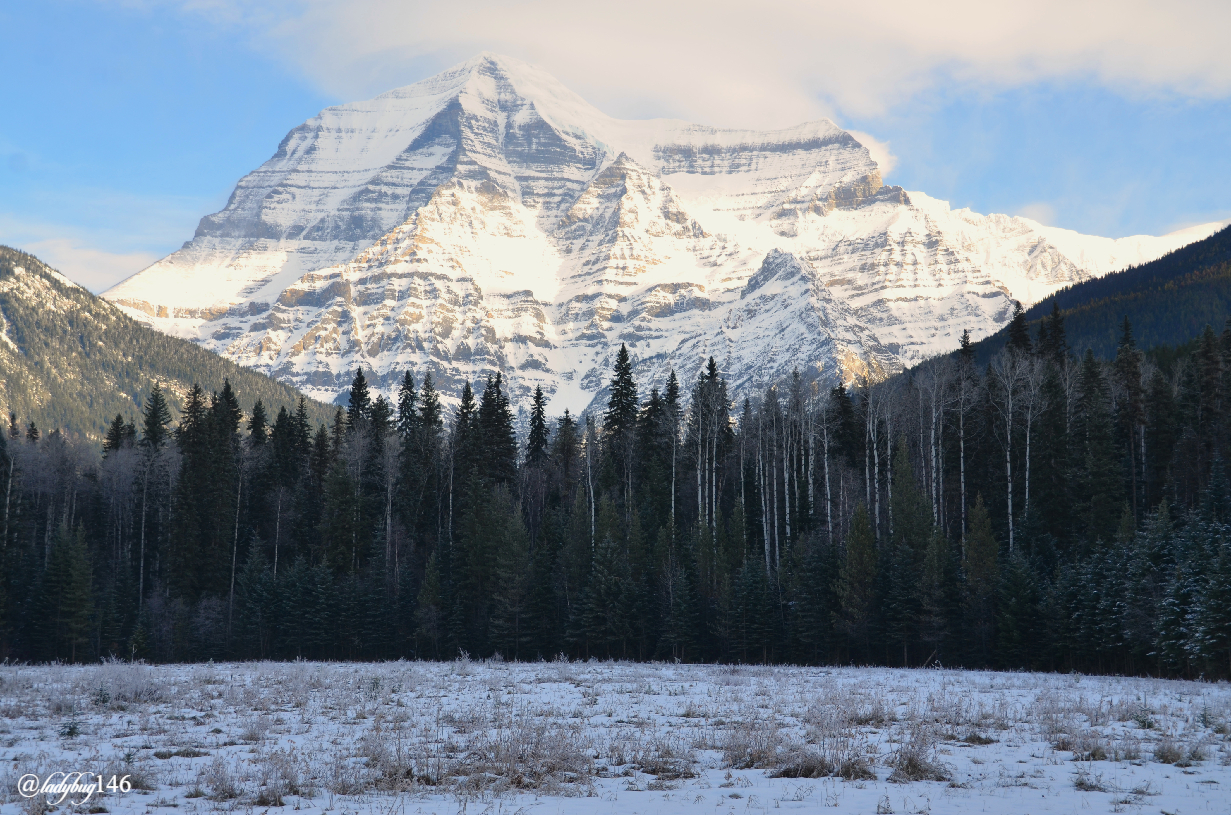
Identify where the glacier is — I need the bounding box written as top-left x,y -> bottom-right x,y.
103,53 -> 1225,412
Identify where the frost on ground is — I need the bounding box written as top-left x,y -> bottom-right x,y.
1,661 -> 1230,815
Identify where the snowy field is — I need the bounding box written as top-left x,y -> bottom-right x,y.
2,661 -> 1230,815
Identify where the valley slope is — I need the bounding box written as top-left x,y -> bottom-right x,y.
103,53 -> 1225,410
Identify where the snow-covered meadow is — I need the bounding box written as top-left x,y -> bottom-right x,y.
2,660 -> 1230,815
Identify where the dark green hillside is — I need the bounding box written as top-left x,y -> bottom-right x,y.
0,245 -> 332,437
970,223 -> 1231,363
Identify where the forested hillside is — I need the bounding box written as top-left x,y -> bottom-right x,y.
0,246 -> 332,437
972,223 -> 1231,362
4,311 -> 1231,677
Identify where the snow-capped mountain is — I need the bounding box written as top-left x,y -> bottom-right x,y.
104,53 -> 1224,411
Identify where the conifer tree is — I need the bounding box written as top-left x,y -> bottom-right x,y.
347,369 -> 372,428
1039,300 -> 1067,365
835,505 -> 877,661
42,523 -> 92,661
553,410 -> 578,482
1006,301 -> 1033,354
396,371 -> 419,439
477,373 -> 517,485
490,491 -> 534,659
526,385 -> 549,468
248,400 -> 269,445
963,495 -> 998,663
1075,350 -> 1122,545
103,414 -> 136,455
605,344 -> 639,512
1114,318 -> 1145,521
959,328 -> 975,367
885,441 -> 932,665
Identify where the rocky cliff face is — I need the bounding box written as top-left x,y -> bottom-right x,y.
104,53 -> 1224,411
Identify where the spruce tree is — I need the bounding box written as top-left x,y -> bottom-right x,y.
42,523 -> 93,661
1006,301 -> 1033,355
1075,350 -> 1122,545
1039,300 -> 1067,365
1114,318 -> 1145,520
526,385 -> 550,468
490,492 -> 534,659
396,371 -> 419,440
347,368 -> 372,428
959,328 -> 975,368
605,344 -> 639,512
884,441 -> 932,665
963,495 -> 999,663
835,505 -> 877,661
605,344 -> 639,440
142,384 -> 172,448
248,400 -> 270,445
371,394 -> 393,437
477,373 -> 517,485
552,410 -> 578,482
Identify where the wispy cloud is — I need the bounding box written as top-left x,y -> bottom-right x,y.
1015,203 -> 1057,227
170,0 -> 1231,128
847,132 -> 897,179
19,238 -> 159,292
0,187 -> 216,292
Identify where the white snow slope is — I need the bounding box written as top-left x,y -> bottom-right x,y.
104,53 -> 1225,410
3,661 -> 1230,815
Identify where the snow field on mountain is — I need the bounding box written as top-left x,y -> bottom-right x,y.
3,661 -> 1231,815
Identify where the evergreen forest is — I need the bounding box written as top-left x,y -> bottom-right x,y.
4,307 -> 1231,679
0,245 -> 334,438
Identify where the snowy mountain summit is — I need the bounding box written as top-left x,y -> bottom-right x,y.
104,53 -> 1222,410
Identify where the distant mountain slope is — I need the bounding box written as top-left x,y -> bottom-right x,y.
967,223 -> 1231,363
0,246 -> 333,438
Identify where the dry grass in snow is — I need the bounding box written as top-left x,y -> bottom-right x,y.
0,659 -> 1229,814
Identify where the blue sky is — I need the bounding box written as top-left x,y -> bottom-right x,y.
2,0 -> 1229,291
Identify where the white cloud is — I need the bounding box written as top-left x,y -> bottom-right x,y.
18,238 -> 158,293
172,0 -> 1231,128
847,131 -> 897,179
1,188 -> 212,292
1016,203 -> 1057,226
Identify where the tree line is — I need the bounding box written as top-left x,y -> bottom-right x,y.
3,306 -> 1231,676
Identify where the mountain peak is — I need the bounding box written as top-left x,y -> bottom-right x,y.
102,58 -> 1225,411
